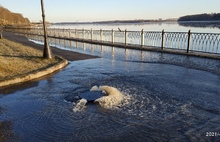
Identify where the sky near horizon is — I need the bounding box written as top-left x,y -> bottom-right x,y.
1,0 -> 220,22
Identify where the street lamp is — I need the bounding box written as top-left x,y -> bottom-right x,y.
41,0 -> 53,58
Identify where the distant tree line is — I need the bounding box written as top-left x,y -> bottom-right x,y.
178,13 -> 220,21
0,6 -> 30,26
55,18 -> 178,25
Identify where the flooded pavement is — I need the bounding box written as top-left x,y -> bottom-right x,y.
0,44 -> 220,141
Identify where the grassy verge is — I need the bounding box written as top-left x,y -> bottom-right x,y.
0,38 -> 61,81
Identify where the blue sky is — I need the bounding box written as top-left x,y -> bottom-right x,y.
1,0 -> 220,22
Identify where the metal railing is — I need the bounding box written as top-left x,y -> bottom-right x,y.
4,27 -> 220,54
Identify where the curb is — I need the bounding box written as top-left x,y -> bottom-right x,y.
0,56 -> 68,88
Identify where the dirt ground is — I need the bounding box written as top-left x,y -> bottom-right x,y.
0,38 -> 61,81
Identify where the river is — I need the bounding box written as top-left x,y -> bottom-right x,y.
50,21 -> 220,33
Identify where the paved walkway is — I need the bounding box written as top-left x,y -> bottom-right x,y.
2,32 -> 99,61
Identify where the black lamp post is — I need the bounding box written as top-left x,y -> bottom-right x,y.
41,0 -> 53,58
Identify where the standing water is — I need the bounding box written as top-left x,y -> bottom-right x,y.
0,57 -> 220,141
0,22 -> 220,142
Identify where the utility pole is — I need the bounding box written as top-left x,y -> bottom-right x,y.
41,0 -> 53,58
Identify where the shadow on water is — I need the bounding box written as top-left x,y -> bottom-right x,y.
0,81 -> 40,95
0,68 -> 63,95
0,121 -> 19,142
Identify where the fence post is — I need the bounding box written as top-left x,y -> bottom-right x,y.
125,29 -> 127,45
47,28 -> 49,37
161,29 -> 165,50
69,28 -> 71,38
100,29 -> 103,42
68,28 -> 72,47
75,28 -> 77,38
91,28 -> 93,41
58,28 -> 61,45
49,28 -> 51,37
187,30 -> 191,53
63,28 -> 65,37
53,28 -> 55,37
141,29 -> 144,47
58,28 -> 60,37
53,28 -> 56,45
63,29 -> 66,47
82,28 -> 85,39
112,29 -> 114,44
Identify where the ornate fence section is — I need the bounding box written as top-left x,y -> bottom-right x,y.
164,32 -> 189,50
4,27 -> 220,54
127,30 -> 142,45
191,33 -> 220,53
144,31 -> 162,47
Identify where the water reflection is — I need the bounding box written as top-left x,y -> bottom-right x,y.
1,35 -> 220,141
0,58 -> 220,141
29,37 -> 220,75
178,21 -> 220,29
76,43 -> 220,75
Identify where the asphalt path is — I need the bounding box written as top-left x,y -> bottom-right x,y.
2,32 -> 99,61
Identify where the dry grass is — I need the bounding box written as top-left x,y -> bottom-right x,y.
0,38 -> 61,81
